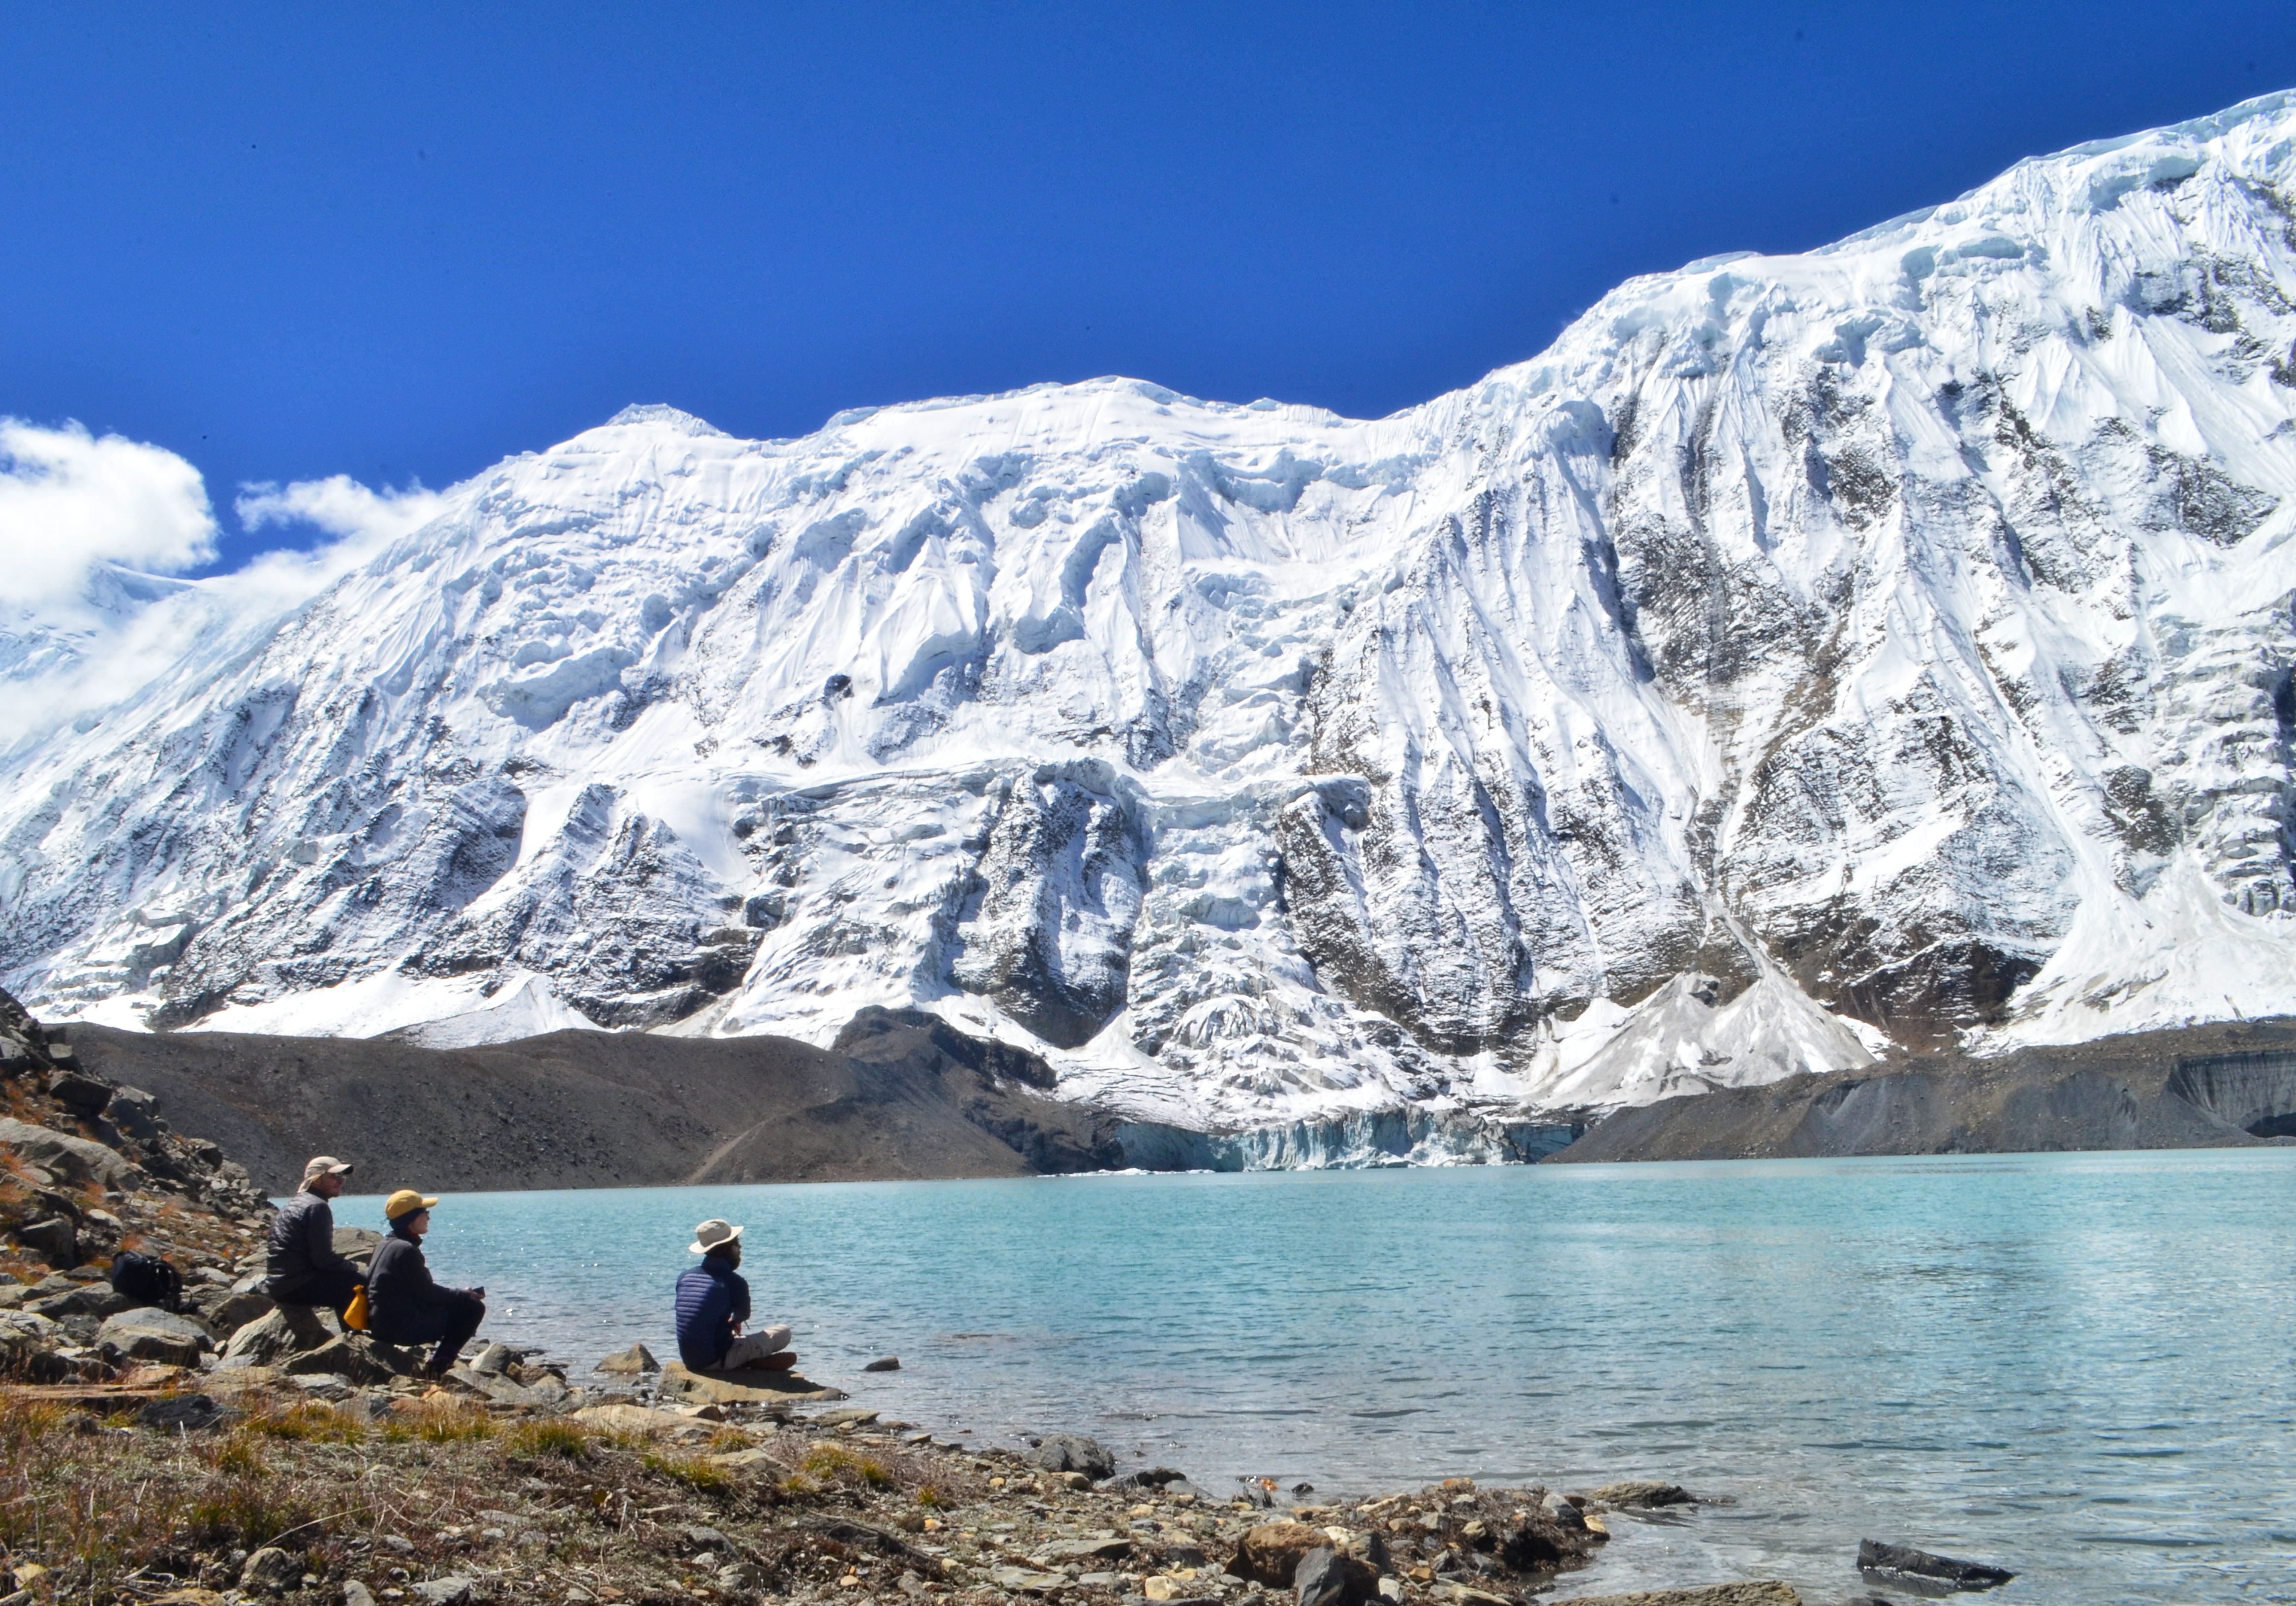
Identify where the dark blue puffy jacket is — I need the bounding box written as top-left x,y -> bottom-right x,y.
675,1256 -> 750,1370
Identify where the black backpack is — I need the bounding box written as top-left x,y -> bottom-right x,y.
109,1250 -> 185,1313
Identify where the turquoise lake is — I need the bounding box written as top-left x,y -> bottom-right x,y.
332,1149 -> 2296,1604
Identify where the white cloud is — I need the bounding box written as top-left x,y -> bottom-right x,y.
237,474 -> 448,546
0,419 -> 217,610
0,444 -> 456,749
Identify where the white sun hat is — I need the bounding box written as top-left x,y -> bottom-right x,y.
689,1218 -> 745,1254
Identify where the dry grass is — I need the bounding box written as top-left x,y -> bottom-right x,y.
639,1448 -> 732,1494
0,1382 -> 1001,1604
244,1401 -> 369,1443
507,1418 -> 589,1459
802,1443 -> 895,1489
379,1397 -> 496,1443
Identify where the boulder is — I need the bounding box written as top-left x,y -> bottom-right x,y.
471,1342 -> 514,1375
1104,1466 -> 1192,1491
44,1070 -> 113,1116
1037,1539 -> 1132,1564
282,1335 -> 406,1386
595,1342 -> 657,1375
189,1284 -> 273,1335
97,1307 -> 214,1367
657,1361 -> 844,1405
1587,1481 -> 1696,1510
1294,1546 -> 1377,1606
863,1355 -> 900,1372
102,1087 -> 161,1141
412,1580 -> 475,1606
14,1217 -> 76,1268
138,1393 -> 231,1433
1546,1588 -> 1801,1606
29,1281 -> 137,1322
332,1227 -> 383,1270
238,1546 -> 302,1594
1228,1522 -> 1333,1587
221,1303 -> 338,1364
1028,1432 -> 1115,1479
574,1402 -> 711,1438
1856,1540 -> 2015,1590
0,1118 -> 140,1191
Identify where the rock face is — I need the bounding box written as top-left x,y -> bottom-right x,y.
96,1307 -> 213,1367
1856,1539 -> 2016,1590
1027,1434 -> 1116,1480
11,98 -> 2296,1139
238,1547 -> 303,1595
1553,1015 -> 2296,1161
595,1342 -> 657,1374
1550,1589 -> 1800,1606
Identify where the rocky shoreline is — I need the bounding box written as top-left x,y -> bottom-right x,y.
0,989 -> 1968,1606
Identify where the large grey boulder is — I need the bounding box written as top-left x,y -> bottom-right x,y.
1029,1433 -> 1116,1479
188,1283 -> 273,1334
1293,1546 -> 1377,1606
0,1118 -> 140,1190
98,1307 -> 213,1367
13,1217 -> 75,1268
281,1334 -> 407,1386
239,1546 -> 303,1594
221,1302 -> 338,1364
44,1070 -> 112,1116
102,1087 -> 161,1141
27,1281 -> 136,1322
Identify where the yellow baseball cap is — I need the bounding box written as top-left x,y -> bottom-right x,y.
383,1190 -> 439,1223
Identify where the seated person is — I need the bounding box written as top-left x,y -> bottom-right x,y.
366,1189 -> 487,1379
266,1155 -> 363,1318
676,1218 -> 794,1372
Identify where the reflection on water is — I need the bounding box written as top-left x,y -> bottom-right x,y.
328,1148 -> 2296,1604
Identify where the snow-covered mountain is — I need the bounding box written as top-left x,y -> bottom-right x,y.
9,93 -> 2296,1144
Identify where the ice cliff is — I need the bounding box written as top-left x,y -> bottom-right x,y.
8,94 -> 2296,1139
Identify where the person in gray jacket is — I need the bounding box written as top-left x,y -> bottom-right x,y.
265,1155 -> 363,1318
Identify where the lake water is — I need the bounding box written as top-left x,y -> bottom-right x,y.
331,1150 -> 2296,1604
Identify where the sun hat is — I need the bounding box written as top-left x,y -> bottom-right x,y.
383,1189 -> 439,1224
689,1218 -> 744,1255
302,1155 -> 353,1184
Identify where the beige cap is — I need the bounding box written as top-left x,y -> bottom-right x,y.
302,1155 -> 353,1184
689,1218 -> 744,1255
384,1189 -> 439,1223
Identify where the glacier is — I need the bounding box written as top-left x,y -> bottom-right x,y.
8,93 -> 2296,1147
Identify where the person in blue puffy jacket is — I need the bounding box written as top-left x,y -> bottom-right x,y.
674,1218 -> 794,1373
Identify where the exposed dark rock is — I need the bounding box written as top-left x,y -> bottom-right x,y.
1293,1545 -> 1377,1606
1857,1538 -> 2016,1590
1587,1480 -> 1696,1509
1555,1016 -> 2296,1163
239,1546 -> 304,1594
14,1217 -> 76,1268
45,1071 -> 114,1116
1027,1433 -> 1115,1479
96,1307 -> 212,1367
69,1010 -> 1124,1192
136,1392 -> 230,1432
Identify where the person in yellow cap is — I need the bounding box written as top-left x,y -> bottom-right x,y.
264,1155 -> 363,1320
365,1189 -> 487,1379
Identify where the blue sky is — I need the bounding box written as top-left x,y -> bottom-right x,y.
5,3 -> 2294,573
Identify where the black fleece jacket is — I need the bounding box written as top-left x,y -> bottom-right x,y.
366,1227 -> 479,1335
